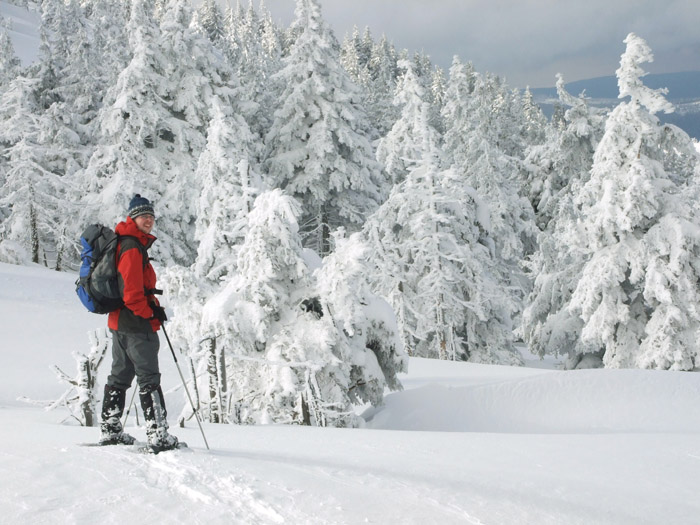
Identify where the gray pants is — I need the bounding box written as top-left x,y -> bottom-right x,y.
107,329 -> 161,391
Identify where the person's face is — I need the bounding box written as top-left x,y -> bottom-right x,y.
134,214 -> 155,235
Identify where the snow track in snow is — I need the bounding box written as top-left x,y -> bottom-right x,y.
82,446 -> 289,524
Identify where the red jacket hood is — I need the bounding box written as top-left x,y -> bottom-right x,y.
115,216 -> 157,247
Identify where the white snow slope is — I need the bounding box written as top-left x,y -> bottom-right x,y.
0,0 -> 40,65
1,262 -> 700,524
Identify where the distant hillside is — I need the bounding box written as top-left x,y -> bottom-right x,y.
530,71 -> 700,139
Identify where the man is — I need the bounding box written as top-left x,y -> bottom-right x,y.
99,194 -> 179,452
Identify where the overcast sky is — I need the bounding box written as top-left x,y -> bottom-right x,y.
256,0 -> 700,88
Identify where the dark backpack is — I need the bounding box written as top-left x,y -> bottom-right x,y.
75,224 -> 146,314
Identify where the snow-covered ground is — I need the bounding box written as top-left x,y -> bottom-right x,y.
2,262 -> 700,524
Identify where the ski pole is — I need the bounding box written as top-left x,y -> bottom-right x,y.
121,385 -> 138,429
161,323 -> 210,450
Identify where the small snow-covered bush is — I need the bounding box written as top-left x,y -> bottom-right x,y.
200,190 -> 407,427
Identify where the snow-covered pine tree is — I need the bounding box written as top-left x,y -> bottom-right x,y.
258,0 -> 284,61
193,97 -> 259,283
340,26 -> 363,82
366,34 -> 400,135
376,59 -> 433,185
339,26 -> 374,138
31,0 -> 97,269
152,0 -> 262,421
201,190 -> 403,426
159,94 -> 261,420
85,0 -> 131,90
519,87 -> 548,147
83,0 -> 175,245
53,0 -> 103,145
441,56 -> 476,170
264,0 -> 382,256
83,0 -> 213,266
0,15 -> 20,89
158,0 -> 232,222
521,75 -> 606,364
569,33 -> 700,370
445,72 -> 537,320
367,95 -> 520,364
0,74 -> 37,264
221,1 -> 242,63
313,230 -> 407,408
195,0 -> 225,46
428,65 -> 446,133
0,14 -> 21,233
0,66 -> 75,268
523,74 -> 606,229
224,0 -> 283,142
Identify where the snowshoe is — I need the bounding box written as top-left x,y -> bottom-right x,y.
137,441 -> 189,455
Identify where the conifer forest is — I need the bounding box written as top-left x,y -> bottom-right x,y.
1,0 -> 699,426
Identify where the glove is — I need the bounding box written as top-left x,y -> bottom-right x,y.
151,305 -> 167,323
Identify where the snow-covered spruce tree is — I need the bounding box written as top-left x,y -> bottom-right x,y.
83,0 -> 177,251
445,72 -> 537,320
366,100 -> 520,364
202,190 -> 404,426
83,0 -> 212,266
31,0 -> 98,269
192,97 -> 259,284
195,0 -> 225,46
523,74 -> 606,229
367,34 -> 401,135
160,95 -> 261,423
441,56 -> 476,170
521,75 -> 606,363
57,0 -> 120,149
264,0 -> 383,256
0,15 -> 21,89
569,33 -> 700,370
340,26 -> 364,83
85,0 -> 131,91
0,14 -> 21,230
0,67 -> 75,267
223,0 -> 283,143
314,230 -> 407,407
339,27 -> 375,139
428,65 -> 446,133
519,87 -> 548,148
376,59 -> 432,185
154,0 -> 263,421
0,1 -> 86,269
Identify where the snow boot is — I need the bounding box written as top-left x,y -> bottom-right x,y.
99,385 -> 136,445
140,384 -> 179,453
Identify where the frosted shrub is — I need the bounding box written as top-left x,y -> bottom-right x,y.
202,190 -> 406,427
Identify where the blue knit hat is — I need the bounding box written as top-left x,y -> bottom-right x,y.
127,194 -> 155,219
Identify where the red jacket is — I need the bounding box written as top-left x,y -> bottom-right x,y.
107,217 -> 161,333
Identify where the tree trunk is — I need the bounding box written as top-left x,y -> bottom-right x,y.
30,204 -> 39,264
206,337 -> 227,423
78,356 -> 94,427
317,204 -> 330,256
